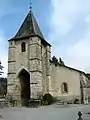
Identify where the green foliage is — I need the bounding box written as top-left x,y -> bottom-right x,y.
42,100 -> 48,106
52,56 -> 58,66
59,58 -> 65,65
74,99 -> 79,104
52,56 -> 65,66
0,61 -> 4,75
43,93 -> 53,105
0,78 -> 7,96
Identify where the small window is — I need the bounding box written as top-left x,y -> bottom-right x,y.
61,82 -> 68,93
11,42 -> 12,45
21,42 -> 26,52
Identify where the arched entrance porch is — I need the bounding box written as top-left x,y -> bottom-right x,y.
18,69 -> 30,107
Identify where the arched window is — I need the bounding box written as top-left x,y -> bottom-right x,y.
61,82 -> 68,93
21,42 -> 26,52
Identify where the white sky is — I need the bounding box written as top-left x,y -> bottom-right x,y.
1,0 -> 90,77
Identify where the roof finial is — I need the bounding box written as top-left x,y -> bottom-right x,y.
29,0 -> 32,10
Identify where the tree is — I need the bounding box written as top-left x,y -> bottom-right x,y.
0,61 -> 4,75
52,56 -> 58,66
59,58 -> 65,65
51,56 -> 65,66
0,78 -> 7,96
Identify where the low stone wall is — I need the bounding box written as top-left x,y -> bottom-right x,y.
0,100 -> 8,108
55,95 -> 81,104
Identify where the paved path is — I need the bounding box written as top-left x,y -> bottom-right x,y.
0,104 -> 90,120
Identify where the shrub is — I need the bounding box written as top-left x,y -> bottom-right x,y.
43,93 -> 53,105
74,99 -> 79,104
42,100 -> 48,106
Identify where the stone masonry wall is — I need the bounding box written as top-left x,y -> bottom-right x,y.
41,44 -> 51,94
8,36 -> 43,103
8,35 -> 51,104
29,37 -> 43,98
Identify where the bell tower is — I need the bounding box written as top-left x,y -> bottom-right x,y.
7,9 -> 51,106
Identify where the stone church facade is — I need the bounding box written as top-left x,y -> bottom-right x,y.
7,10 -> 90,106
50,63 -> 90,104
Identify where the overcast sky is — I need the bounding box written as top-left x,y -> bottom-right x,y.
0,0 -> 90,77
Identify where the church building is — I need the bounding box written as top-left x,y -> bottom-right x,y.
7,9 -> 90,106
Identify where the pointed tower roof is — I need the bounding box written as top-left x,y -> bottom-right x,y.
9,10 -> 51,46
15,10 -> 44,39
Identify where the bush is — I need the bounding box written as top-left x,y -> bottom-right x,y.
43,93 -> 53,105
42,100 -> 48,106
74,99 -> 79,104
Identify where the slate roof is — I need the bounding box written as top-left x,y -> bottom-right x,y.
9,10 -> 51,46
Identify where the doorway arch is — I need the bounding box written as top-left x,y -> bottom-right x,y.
18,69 -> 30,107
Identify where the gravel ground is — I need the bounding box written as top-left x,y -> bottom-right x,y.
0,104 -> 90,120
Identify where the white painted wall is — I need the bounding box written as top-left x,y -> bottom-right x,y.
50,63 -> 81,101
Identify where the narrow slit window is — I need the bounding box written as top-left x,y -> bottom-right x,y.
21,42 -> 26,52
61,82 -> 68,93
